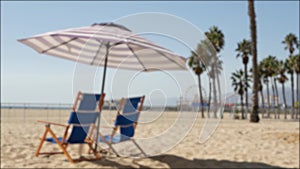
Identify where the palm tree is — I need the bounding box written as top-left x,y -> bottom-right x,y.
236,39 -> 251,119
192,39 -> 216,118
205,26 -> 225,118
293,54 -> 300,118
282,33 -> 299,56
207,57 -> 223,118
231,70 -> 251,117
277,60 -> 288,119
188,48 -> 206,118
205,26 -> 225,53
282,33 -> 299,118
262,72 -> 271,117
270,57 -> 280,118
285,56 -> 297,118
248,0 -> 259,122
261,55 -> 279,118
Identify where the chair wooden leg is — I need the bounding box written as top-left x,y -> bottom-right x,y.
63,144 -> 68,149
47,127 -> 74,163
86,138 -> 94,154
87,143 -> 101,159
35,126 -> 49,157
88,148 -> 92,154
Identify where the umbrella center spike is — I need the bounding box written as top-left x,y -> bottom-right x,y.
94,43 -> 110,151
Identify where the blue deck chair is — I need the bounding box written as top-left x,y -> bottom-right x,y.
98,96 -> 146,157
35,92 -> 105,163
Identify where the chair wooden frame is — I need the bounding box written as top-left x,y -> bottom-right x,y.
35,92 -> 105,163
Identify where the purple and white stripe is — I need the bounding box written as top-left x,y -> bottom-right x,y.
18,23 -> 187,71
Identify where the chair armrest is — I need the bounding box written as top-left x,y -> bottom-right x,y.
37,120 -> 68,127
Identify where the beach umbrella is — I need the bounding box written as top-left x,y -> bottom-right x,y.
18,22 -> 187,150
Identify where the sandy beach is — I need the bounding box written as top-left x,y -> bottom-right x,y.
1,108 -> 299,168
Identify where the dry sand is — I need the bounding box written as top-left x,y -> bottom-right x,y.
1,108 -> 299,168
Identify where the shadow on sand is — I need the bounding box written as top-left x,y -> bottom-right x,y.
91,154 -> 289,168
146,154 -> 288,168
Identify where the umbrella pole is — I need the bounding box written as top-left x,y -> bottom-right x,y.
94,44 -> 110,150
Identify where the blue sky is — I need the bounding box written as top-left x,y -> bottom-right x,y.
1,1 -> 299,104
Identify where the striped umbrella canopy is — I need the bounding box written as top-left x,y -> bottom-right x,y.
18,23 -> 187,71
18,22 -> 187,150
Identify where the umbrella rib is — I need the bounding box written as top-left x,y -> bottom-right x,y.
153,49 -> 186,69
126,43 -> 147,71
41,37 -> 78,53
91,41 -> 104,65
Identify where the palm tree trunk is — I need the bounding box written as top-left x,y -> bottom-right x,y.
198,74 -> 205,118
266,82 -> 271,117
241,93 -> 244,118
213,75 -> 217,118
245,63 -> 248,119
259,79 -> 265,118
274,79 -> 279,107
282,82 -> 287,119
274,79 -> 279,119
208,79 -> 212,118
217,72 -> 223,118
271,78 -> 276,118
212,63 -> 218,118
291,73 -> 295,119
248,0 -> 259,122
296,74 -> 299,119
260,89 -> 265,117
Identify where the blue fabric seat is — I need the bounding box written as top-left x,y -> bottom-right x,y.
45,93 -> 102,144
45,112 -> 99,144
99,134 -> 131,144
98,96 -> 146,156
